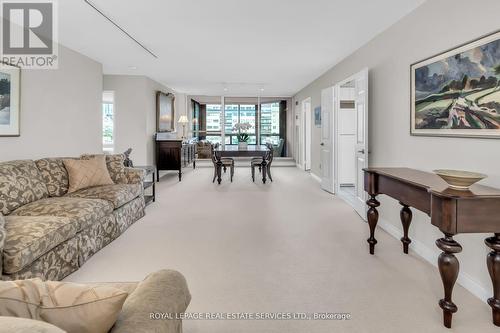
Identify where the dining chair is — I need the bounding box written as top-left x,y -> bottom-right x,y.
211,143 -> 235,182
251,144 -> 274,182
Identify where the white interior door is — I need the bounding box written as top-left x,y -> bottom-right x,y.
353,68 -> 369,218
320,87 -> 335,193
302,98 -> 312,171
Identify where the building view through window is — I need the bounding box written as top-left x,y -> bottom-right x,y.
192,97 -> 286,149
260,102 -> 280,145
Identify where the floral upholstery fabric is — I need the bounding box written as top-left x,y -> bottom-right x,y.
77,215 -> 118,265
0,160 -> 49,215
3,216 -> 78,274
2,237 -> 80,281
124,167 -> 145,184
67,184 -> 142,209
10,197 -> 113,232
34,158 -> 70,197
81,154 -> 128,184
114,196 -> 145,234
0,214 -> 5,274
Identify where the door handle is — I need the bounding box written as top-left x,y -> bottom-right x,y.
320,143 -> 324,146
357,149 -> 365,154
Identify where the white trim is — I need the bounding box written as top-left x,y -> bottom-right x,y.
310,173 -> 321,183
377,218 -> 490,303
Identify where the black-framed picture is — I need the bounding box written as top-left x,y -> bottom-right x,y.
314,106 -> 321,127
411,30 -> 500,138
0,62 -> 20,137
156,91 -> 175,132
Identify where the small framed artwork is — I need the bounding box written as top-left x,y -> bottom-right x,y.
0,62 -> 21,137
411,30 -> 500,138
314,106 -> 321,127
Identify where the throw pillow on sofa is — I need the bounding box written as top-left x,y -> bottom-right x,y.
63,155 -> 114,193
0,278 -> 128,333
81,154 -> 127,183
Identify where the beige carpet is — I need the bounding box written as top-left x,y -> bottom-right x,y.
65,167 -> 496,333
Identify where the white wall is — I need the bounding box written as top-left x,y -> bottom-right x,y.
103,75 -> 186,166
293,0 -> 500,301
0,45 -> 103,161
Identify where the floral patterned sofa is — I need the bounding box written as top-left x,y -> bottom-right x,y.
0,154 -> 145,281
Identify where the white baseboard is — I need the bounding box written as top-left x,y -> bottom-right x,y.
377,218 -> 490,303
310,173 -> 321,183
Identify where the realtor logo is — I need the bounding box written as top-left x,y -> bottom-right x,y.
1,0 -> 58,69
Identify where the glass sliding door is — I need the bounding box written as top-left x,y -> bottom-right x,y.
206,103 -> 223,144
260,101 -> 280,144
224,97 -> 258,145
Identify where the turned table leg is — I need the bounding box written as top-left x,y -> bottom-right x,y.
216,156 -> 223,185
485,233 -> 500,326
366,195 -> 380,255
399,203 -> 412,254
436,234 -> 462,328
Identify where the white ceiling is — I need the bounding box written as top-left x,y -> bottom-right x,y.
59,0 -> 426,96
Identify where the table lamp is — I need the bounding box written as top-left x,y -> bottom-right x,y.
178,115 -> 189,139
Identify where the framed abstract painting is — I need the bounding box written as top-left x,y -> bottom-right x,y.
411,30 -> 500,138
0,62 -> 20,137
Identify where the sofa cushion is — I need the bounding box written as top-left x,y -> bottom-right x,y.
110,270 -> 191,333
10,197 -> 113,231
3,216 -> 78,274
67,184 -> 142,209
0,214 -> 5,273
0,317 -> 66,333
81,154 -> 127,184
0,160 -> 49,215
35,158 -> 70,197
0,278 -> 128,333
63,156 -> 114,193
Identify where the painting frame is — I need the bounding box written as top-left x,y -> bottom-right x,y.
410,30 -> 500,139
156,91 -> 175,132
314,106 -> 321,127
0,61 -> 21,137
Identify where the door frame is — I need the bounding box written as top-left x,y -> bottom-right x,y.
301,97 -> 312,170
333,68 -> 369,219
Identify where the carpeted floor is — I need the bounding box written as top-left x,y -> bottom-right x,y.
66,166 -> 497,333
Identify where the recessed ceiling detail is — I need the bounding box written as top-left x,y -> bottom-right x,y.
60,0 -> 426,96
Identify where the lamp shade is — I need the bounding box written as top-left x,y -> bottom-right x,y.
178,115 -> 189,124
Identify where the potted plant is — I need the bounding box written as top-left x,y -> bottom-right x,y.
233,122 -> 252,149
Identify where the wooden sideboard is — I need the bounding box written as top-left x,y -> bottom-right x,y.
155,138 -> 196,181
364,167 -> 500,328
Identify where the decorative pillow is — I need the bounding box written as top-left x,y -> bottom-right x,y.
0,160 -> 49,215
35,158 -> 71,197
81,154 -> 127,184
63,156 -> 114,193
0,278 -> 128,333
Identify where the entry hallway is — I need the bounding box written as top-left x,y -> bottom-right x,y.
66,167 -> 496,333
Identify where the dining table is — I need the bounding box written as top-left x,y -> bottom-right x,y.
214,145 -> 270,184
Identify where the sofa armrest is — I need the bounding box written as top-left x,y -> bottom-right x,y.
110,270 -> 191,333
0,214 -> 5,274
123,167 -> 145,185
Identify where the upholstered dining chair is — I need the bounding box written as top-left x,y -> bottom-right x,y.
251,143 -> 274,182
211,143 -> 235,182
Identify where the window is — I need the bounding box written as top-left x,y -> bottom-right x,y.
102,91 -> 114,153
206,104 -> 222,143
260,102 -> 280,144
224,104 -> 257,144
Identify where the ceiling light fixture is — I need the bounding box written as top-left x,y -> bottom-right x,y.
83,0 -> 158,58
128,66 -> 137,70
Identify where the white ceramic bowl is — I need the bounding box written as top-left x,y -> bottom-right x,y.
433,169 -> 487,190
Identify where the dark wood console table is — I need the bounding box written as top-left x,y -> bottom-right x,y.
364,167 -> 500,328
155,138 -> 196,181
